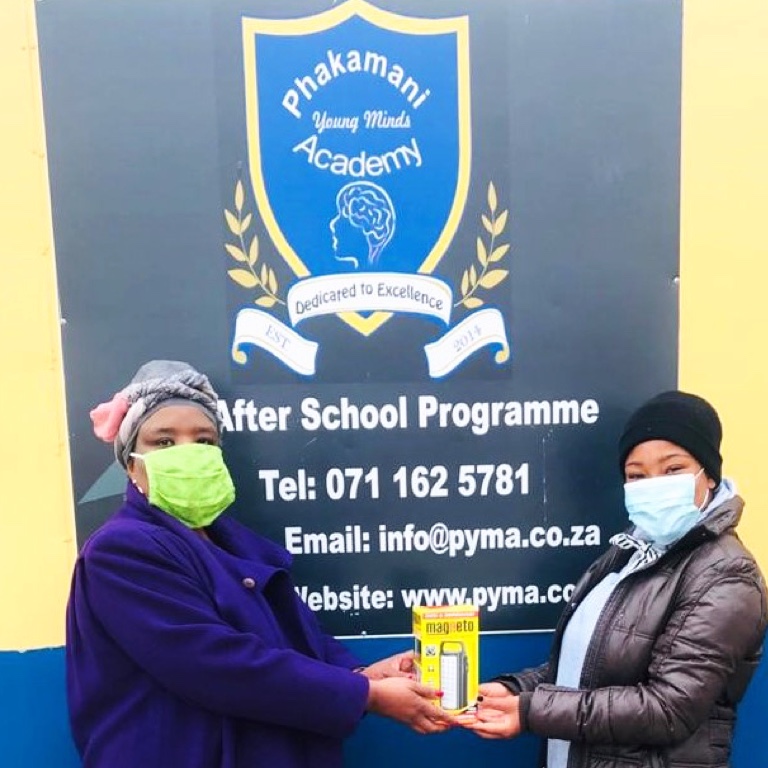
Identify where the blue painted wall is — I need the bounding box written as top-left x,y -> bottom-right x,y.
0,650 -> 79,768
4,635 -> 765,768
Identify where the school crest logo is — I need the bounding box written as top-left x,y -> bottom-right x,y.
226,0 -> 511,377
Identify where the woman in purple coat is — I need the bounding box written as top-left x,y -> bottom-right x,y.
66,360 -> 451,768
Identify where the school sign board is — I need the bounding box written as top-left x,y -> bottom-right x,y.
38,0 -> 681,636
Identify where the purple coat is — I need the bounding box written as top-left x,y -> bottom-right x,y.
66,483 -> 369,768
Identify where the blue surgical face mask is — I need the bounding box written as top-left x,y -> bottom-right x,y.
623,469 -> 708,546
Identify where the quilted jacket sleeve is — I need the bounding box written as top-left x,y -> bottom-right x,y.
493,663 -> 551,694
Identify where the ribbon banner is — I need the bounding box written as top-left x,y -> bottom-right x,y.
287,273 -> 452,325
233,275 -> 509,376
231,308 -> 319,376
424,307 -> 510,378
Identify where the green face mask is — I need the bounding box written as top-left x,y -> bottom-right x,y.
131,443 -> 236,528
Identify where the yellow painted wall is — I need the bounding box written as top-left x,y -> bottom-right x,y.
0,0 -> 766,653
680,0 -> 768,565
0,0 -> 76,651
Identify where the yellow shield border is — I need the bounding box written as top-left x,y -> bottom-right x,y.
242,0 -> 471,336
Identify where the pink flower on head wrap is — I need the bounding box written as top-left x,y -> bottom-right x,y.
90,394 -> 131,442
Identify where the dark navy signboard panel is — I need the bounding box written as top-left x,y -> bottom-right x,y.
37,0 -> 683,762
39,0 -> 681,634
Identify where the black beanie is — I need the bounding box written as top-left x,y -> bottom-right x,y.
618,391 -> 723,484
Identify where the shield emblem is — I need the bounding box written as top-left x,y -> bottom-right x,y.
242,0 -> 470,336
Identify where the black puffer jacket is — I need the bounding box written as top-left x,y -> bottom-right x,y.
496,496 -> 767,768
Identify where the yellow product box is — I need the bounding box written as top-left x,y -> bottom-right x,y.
412,604 -> 478,722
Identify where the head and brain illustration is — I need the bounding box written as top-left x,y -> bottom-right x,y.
330,181 -> 396,270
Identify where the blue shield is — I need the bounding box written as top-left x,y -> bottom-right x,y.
242,0 -> 470,335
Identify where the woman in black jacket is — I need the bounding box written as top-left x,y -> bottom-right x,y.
467,391 -> 768,768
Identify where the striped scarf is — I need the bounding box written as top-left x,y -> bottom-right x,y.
609,532 -> 662,568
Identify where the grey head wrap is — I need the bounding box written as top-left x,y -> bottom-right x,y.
89,360 -> 221,468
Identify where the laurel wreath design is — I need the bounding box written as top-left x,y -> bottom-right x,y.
224,179 -> 285,308
454,181 -> 510,309
225,175 -> 509,315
